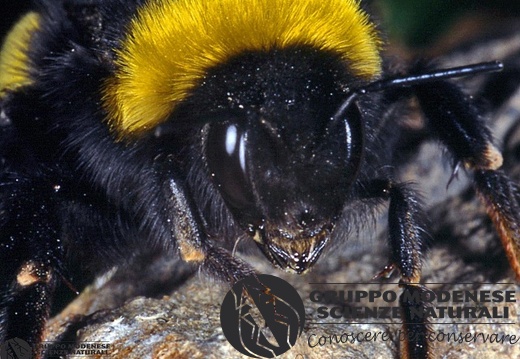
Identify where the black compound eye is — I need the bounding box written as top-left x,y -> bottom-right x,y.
343,103 -> 364,176
206,122 -> 256,211
322,100 -> 364,187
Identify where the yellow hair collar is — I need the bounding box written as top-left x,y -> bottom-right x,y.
0,12 -> 40,97
104,0 -> 382,137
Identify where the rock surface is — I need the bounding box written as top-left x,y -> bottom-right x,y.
42,29 -> 520,359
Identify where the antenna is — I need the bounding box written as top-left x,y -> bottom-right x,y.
334,61 -> 504,120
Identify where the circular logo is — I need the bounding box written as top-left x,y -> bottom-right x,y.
0,338 -> 32,359
220,274 -> 305,358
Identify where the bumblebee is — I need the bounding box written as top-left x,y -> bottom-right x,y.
0,0 -> 519,358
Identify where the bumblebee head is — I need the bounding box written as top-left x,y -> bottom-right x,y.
195,47 -> 366,273
102,0 -> 382,273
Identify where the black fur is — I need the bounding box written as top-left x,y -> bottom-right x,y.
1,2 -> 519,359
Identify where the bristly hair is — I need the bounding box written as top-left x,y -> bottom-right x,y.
102,0 -> 383,138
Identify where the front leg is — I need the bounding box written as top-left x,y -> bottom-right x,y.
363,179 -> 432,359
474,170 -> 520,277
412,77 -> 520,279
166,178 -> 255,283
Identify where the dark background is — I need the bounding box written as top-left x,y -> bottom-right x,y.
373,0 -> 520,48
1,2 -> 31,40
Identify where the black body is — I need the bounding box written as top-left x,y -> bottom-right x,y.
1,1 -> 519,359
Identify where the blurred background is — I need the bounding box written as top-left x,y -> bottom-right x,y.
372,0 -> 520,49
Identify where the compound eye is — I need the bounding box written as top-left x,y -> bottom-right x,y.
325,100 -> 364,186
206,122 -> 256,211
343,103 -> 364,170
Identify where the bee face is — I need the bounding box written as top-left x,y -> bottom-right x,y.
189,48 -> 365,272
95,0 -> 381,274
1,1 -> 519,358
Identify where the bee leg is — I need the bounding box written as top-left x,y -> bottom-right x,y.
411,78 -> 520,279
166,179 -> 255,284
364,179 -> 432,359
0,183 -> 63,358
473,170 -> 520,278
